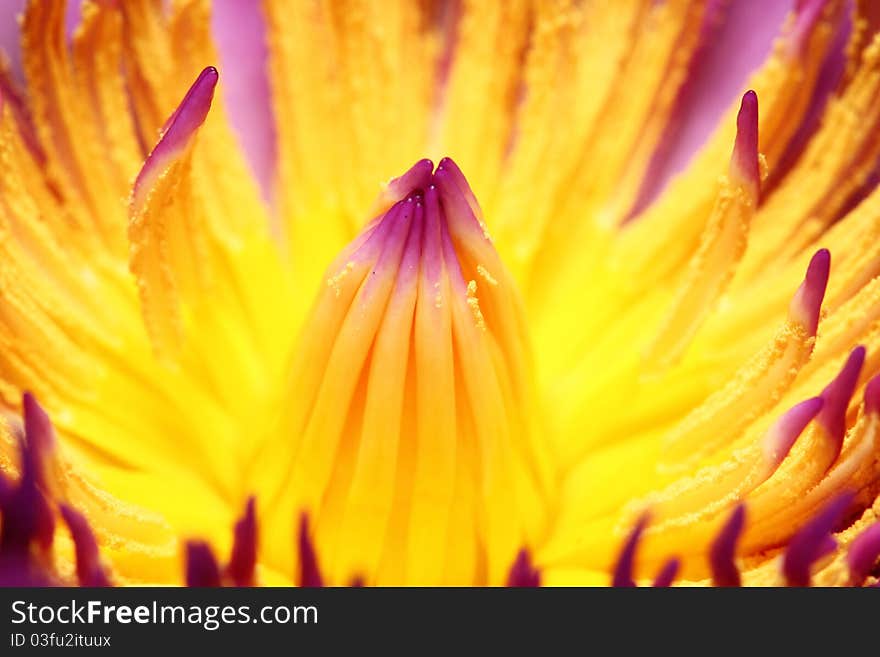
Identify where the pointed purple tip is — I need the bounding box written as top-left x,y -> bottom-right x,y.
185,540 -> 222,587
710,504 -> 746,587
226,496 -> 257,586
506,549 -> 542,587
816,346 -> 866,461
783,492 -> 854,586
652,558 -> 680,588
731,90 -> 760,198
762,396 -> 824,468
847,522 -> 880,586
22,392 -> 55,460
132,66 -> 219,212
60,505 -> 111,587
789,249 -> 830,335
383,159 -> 434,206
15,392 -> 55,550
612,513 -> 649,587
158,66 -> 219,140
297,512 -> 324,587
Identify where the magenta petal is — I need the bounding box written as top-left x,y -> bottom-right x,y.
60,505 -> 111,587
131,66 -> 219,213
782,492 -> 854,586
185,541 -> 222,587
297,512 -> 324,588
226,497 -> 257,586
709,504 -> 746,587
789,249 -> 831,336
506,549 -> 542,587
652,558 -> 680,588
816,346 -> 866,461
612,513 -> 649,587
847,523 -> 880,585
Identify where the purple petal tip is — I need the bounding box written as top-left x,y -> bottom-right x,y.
612,513 -> 650,587
816,346 -> 866,458
22,391 -> 55,456
384,159 -> 434,203
847,523 -> 880,585
652,558 -> 680,588
132,67 -> 219,212
731,90 -> 760,198
783,492 -> 854,586
60,505 -> 111,587
506,549 -> 541,587
762,396 -> 824,467
790,249 -> 830,335
226,496 -> 257,586
710,504 -> 746,587
864,374 -> 880,416
185,540 -> 222,587
297,512 -> 324,588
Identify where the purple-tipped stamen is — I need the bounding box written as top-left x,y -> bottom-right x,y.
762,396 -> 824,468
0,394 -> 61,585
731,90 -> 760,199
612,513 -> 650,587
297,512 -> 324,587
506,548 -> 542,587
864,374 -> 880,416
226,496 -> 257,586
652,558 -> 680,588
847,522 -> 880,586
815,346 -> 866,464
185,540 -> 222,587
789,249 -> 830,336
131,66 -> 219,212
710,504 -> 746,587
7,393 -> 56,552
782,492 -> 854,586
60,505 -> 111,587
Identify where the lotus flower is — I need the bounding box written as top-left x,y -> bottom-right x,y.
0,0 -> 879,587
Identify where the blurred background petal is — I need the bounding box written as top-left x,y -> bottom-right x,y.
633,0 -> 792,212
211,0 -> 275,202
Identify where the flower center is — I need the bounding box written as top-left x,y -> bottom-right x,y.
253,158 -> 552,585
